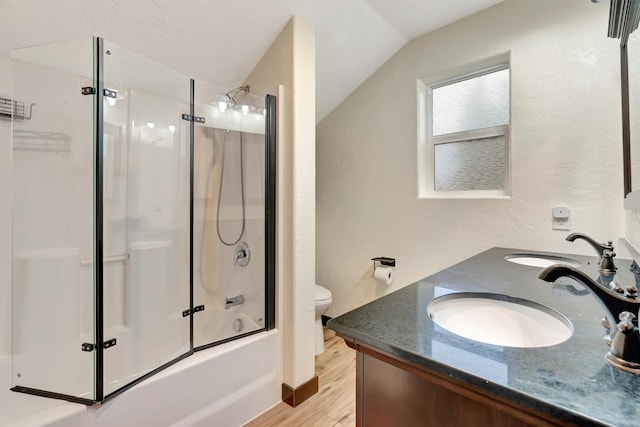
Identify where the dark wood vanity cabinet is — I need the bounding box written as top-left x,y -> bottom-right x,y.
344,338 -> 576,427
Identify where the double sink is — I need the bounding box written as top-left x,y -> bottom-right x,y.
428,253 -> 580,348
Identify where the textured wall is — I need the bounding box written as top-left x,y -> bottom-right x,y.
245,16 -> 317,388
317,0 -> 625,317
0,57 -> 11,359
626,209 -> 640,251
626,30 -> 640,253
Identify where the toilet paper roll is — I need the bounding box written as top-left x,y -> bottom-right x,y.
374,266 -> 394,286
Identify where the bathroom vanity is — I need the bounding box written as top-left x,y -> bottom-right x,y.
328,248 -> 640,427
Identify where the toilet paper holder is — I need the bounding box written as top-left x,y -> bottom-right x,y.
371,257 -> 396,268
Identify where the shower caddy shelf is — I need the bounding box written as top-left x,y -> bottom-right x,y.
3,96 -> 70,153
0,96 -> 35,120
12,130 -> 71,153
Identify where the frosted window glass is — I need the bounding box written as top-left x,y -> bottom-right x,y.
434,136 -> 505,192
432,68 -> 509,136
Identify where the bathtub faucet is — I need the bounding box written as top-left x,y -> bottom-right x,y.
225,295 -> 245,309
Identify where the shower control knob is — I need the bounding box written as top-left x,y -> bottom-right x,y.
234,242 -> 250,267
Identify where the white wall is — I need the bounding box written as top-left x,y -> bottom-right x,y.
624,30 -> 640,254
245,16 -> 317,389
0,56 -> 11,360
317,0 -> 625,317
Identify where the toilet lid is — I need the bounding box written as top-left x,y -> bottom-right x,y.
315,285 -> 332,302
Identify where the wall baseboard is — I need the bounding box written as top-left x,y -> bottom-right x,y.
282,375 -> 319,407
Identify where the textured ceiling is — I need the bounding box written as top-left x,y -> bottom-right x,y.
0,0 -> 503,121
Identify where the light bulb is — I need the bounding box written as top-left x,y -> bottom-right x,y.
241,104 -> 249,115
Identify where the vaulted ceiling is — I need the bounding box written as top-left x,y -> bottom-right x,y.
0,0 -> 503,121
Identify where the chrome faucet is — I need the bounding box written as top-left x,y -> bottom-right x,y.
565,232 -> 617,274
235,248 -> 248,266
224,295 -> 245,309
539,265 -> 640,373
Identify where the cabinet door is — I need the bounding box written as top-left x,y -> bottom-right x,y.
360,351 -> 568,427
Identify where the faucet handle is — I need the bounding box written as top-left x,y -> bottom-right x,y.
616,312 -> 637,333
609,281 -> 624,293
235,249 -> 246,266
600,250 -> 617,275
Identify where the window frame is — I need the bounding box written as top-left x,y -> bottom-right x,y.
417,58 -> 511,199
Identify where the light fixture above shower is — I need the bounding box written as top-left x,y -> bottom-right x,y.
216,95 -> 229,112
607,0 -> 640,44
215,100 -> 253,114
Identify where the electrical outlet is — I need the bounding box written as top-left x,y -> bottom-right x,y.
552,206 -> 570,231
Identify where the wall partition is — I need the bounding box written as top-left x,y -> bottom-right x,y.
10,37 -> 276,405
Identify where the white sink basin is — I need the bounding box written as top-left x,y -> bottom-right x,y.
504,254 -> 580,268
428,293 -> 573,348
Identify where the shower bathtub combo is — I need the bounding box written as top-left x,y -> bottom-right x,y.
3,37 -> 278,426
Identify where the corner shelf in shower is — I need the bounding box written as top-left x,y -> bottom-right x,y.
0,96 -> 35,121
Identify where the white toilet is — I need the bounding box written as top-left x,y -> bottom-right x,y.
314,284 -> 333,355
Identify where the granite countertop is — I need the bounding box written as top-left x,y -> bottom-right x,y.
328,247 -> 640,427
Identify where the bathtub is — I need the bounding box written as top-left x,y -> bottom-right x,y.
193,307 -> 262,348
0,328 -> 281,426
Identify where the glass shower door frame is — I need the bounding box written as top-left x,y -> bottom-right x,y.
10,36 -> 277,406
191,91 -> 277,352
97,37 -> 194,403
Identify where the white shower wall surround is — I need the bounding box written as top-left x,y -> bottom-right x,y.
193,124 -> 267,347
4,237 -> 274,425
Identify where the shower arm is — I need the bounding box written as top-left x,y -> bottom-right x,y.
225,85 -> 250,105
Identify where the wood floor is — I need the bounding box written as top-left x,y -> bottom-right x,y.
244,329 -> 356,427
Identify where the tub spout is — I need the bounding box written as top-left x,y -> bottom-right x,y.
225,295 -> 245,309
539,264 -> 640,373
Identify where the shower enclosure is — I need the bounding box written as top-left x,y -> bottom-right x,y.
10,37 -> 276,404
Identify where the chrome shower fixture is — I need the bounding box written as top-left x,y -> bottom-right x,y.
216,85 -> 250,112
225,85 -> 250,104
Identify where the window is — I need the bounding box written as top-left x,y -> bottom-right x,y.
417,57 -> 510,198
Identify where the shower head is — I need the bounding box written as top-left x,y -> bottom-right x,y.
215,85 -> 250,113
225,85 -> 250,105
